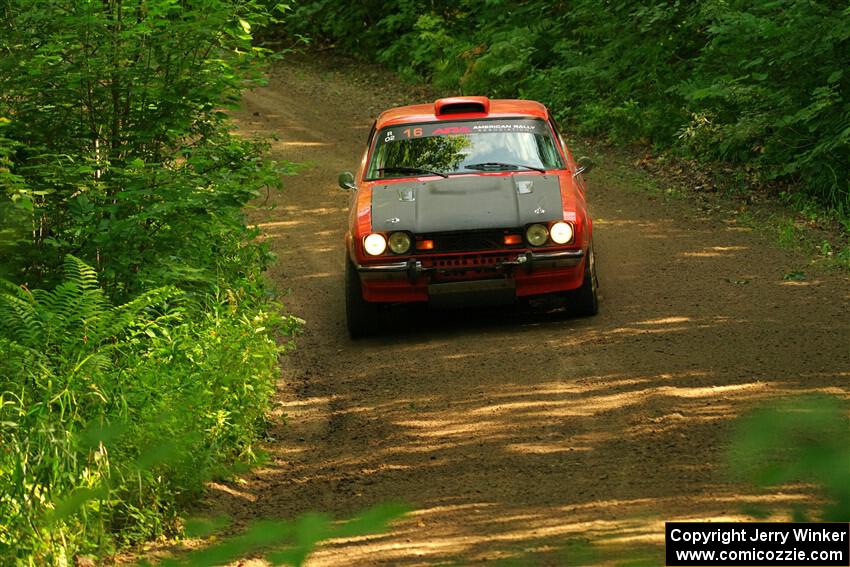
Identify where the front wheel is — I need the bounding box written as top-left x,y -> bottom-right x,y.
345,260 -> 380,338
569,243 -> 599,317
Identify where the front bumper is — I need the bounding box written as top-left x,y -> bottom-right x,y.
356,249 -> 584,276
356,249 -> 586,303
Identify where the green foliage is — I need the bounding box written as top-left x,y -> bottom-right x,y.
0,257 -> 298,562
730,396 -> 850,521
141,502 -> 409,566
282,0 -> 850,215
0,0 -> 292,296
0,257 -> 295,561
0,120 -> 30,282
0,0 -> 300,563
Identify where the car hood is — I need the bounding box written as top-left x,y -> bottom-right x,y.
370,174 -> 564,233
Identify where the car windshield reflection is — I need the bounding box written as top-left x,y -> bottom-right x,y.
366,118 -> 564,179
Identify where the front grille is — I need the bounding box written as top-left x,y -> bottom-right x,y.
420,229 -> 519,252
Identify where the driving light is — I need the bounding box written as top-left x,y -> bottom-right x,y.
388,231 -> 412,254
550,221 -> 574,244
526,223 -> 549,246
363,233 -> 387,256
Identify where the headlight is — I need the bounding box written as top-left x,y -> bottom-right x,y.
388,232 -> 412,254
525,223 -> 549,246
550,221 -> 574,244
363,233 -> 387,256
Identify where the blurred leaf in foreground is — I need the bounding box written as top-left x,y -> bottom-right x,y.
729,395 -> 850,521
146,501 -> 409,567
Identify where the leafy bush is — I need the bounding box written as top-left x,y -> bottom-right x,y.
0,257 -> 297,561
0,121 -> 30,282
0,0 -> 290,296
0,0 -> 300,562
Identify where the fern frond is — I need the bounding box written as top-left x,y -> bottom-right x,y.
107,286 -> 182,339
0,281 -> 42,347
71,351 -> 113,377
0,278 -> 28,299
63,255 -> 102,293
1,259 -> 182,370
0,337 -> 49,388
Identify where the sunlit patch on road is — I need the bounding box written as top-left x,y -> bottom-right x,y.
182,54 -> 850,566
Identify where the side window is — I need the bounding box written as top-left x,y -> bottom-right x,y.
366,121 -> 376,147
548,117 -> 576,170
367,141 -> 387,178
533,135 -> 564,169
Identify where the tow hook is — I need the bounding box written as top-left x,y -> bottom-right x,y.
406,259 -> 422,282
502,253 -> 532,272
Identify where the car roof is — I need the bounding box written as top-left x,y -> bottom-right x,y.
376,97 -> 550,129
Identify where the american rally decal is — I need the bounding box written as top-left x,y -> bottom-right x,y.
390,119 -> 547,140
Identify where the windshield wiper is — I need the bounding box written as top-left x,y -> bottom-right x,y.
464,162 -> 546,173
377,166 -> 448,178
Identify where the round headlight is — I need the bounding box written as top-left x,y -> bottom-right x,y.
363,233 -> 387,256
526,223 -> 549,246
550,221 -> 574,244
388,232 -> 412,254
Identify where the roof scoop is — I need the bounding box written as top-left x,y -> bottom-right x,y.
434,96 -> 490,116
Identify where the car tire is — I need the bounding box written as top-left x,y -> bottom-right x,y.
569,242 -> 599,317
345,260 -> 380,338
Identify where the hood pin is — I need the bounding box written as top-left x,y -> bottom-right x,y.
516,180 -> 534,194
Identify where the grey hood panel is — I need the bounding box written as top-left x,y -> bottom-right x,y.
371,175 -> 563,233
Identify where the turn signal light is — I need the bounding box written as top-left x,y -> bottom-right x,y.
417,239 -> 435,250
504,234 -> 522,245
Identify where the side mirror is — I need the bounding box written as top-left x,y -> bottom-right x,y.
574,156 -> 594,177
338,171 -> 356,191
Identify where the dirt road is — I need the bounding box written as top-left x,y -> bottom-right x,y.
208,55 -> 850,565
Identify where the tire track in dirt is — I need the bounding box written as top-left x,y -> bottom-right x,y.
198,55 -> 850,565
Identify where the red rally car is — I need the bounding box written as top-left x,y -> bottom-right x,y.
339,96 -> 598,337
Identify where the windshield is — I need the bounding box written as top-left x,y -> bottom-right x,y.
365,118 -> 565,179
